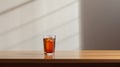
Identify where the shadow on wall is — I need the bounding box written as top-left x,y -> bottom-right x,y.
4,18 -> 78,50
0,0 -> 79,50
81,0 -> 120,50
0,0 -> 35,16
0,0 -> 77,37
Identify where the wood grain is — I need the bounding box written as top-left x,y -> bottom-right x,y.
0,50 -> 119,63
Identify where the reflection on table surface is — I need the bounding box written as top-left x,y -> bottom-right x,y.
44,53 -> 55,59
0,50 -> 119,63
0,50 -> 120,59
0,51 -> 80,59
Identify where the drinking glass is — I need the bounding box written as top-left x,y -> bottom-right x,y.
43,35 -> 56,55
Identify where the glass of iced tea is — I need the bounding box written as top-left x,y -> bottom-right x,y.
43,35 -> 56,55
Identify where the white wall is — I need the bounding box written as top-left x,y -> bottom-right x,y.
0,0 -> 80,50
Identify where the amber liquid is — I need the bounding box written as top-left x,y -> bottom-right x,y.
43,38 -> 55,53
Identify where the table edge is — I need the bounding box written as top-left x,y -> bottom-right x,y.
0,59 -> 120,63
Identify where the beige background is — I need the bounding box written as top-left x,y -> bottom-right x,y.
0,0 -> 80,50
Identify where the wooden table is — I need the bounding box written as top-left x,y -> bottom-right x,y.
0,50 -> 120,63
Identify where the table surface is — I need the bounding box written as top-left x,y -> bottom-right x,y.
0,50 -> 120,63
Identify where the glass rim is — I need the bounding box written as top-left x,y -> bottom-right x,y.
43,35 -> 56,38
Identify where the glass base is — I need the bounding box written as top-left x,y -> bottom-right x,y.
44,53 -> 54,55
